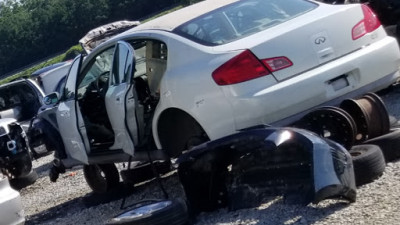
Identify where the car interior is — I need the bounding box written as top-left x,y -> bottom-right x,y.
0,82 -> 42,123
77,39 -> 167,151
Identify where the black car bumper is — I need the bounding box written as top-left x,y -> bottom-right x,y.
177,127 -> 356,212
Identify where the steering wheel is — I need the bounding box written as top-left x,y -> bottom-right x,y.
95,71 -> 110,97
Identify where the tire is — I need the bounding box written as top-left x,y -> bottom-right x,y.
349,145 -> 386,186
106,198 -> 189,225
364,128 -> 400,162
83,163 -> 120,193
10,169 -> 38,189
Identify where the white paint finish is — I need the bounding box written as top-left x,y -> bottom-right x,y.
0,177 -> 25,225
57,1 -> 400,162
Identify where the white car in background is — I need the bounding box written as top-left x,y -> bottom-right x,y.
44,0 -> 400,191
0,175 -> 25,225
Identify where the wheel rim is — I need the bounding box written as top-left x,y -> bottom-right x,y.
364,93 -> 390,135
115,201 -> 172,220
350,93 -> 390,139
295,106 -> 357,149
340,98 -> 370,143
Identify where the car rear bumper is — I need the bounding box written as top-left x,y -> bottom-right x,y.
177,127 -> 356,211
227,36 -> 400,130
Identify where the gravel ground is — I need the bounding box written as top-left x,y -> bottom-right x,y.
20,85 -> 400,225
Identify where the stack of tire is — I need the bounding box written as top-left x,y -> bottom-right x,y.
296,93 -> 400,187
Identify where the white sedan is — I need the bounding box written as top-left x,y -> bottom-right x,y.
44,0 -> 400,185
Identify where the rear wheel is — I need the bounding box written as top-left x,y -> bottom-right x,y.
158,109 -> 209,157
83,163 -> 120,193
349,144 -> 386,186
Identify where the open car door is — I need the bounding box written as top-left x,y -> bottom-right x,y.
56,55 -> 89,165
104,41 -> 137,156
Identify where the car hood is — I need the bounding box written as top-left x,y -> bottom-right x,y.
79,20 -> 140,54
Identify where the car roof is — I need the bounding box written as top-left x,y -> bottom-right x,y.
31,62 -> 69,78
129,0 -> 239,32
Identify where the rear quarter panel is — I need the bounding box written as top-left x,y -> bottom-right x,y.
149,32 -> 239,146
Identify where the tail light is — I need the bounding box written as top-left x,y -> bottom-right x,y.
262,57 -> 293,72
352,4 -> 381,40
212,50 -> 293,86
212,50 -> 270,86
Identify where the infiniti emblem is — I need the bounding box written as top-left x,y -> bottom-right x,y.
314,36 -> 326,44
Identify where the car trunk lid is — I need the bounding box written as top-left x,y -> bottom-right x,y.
246,3 -> 383,81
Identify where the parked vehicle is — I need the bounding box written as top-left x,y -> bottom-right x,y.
32,61 -> 72,95
0,118 -> 37,187
44,0 -> 400,191
0,79 -> 56,157
30,61 -> 70,78
0,175 -> 25,225
0,79 -> 44,127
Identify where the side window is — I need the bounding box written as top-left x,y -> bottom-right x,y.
110,43 -> 133,86
107,39 -> 168,95
76,47 -> 114,98
63,55 -> 82,100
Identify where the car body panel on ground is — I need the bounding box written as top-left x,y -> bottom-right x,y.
0,175 -> 25,225
177,127 -> 356,212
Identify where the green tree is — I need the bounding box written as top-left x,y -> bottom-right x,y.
0,0 -> 187,76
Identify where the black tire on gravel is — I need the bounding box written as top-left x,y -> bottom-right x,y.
349,145 -> 386,186
106,198 -> 189,225
10,169 -> 38,189
83,163 -> 120,193
364,128 -> 400,162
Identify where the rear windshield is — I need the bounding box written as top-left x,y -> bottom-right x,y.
174,0 -> 317,46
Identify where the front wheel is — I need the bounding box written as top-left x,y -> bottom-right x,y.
83,163 -> 120,193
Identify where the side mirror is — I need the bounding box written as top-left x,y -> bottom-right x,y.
43,92 -> 60,105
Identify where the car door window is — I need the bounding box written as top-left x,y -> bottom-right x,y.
110,43 -> 134,86
62,55 -> 82,101
76,47 -> 114,98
